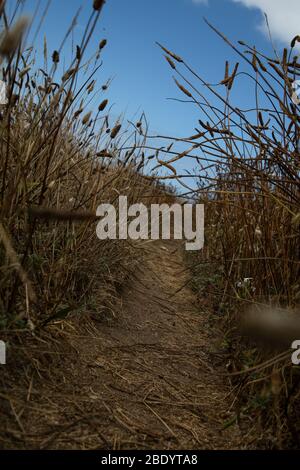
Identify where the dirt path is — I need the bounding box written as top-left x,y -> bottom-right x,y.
1,240 -> 241,450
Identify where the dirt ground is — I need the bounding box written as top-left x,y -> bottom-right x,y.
0,240 -> 242,449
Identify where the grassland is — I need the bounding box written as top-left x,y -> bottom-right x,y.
0,0 -> 299,450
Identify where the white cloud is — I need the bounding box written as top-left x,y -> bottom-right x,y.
192,0 -> 300,45
231,0 -> 300,45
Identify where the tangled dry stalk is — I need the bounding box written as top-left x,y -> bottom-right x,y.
150,22 -> 300,448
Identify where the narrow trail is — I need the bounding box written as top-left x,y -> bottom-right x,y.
67,240 -> 241,449
1,241 -> 242,450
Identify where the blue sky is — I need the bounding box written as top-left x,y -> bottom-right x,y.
11,0 -> 296,135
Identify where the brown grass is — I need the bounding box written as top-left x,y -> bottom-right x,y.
0,0 -> 180,450
0,1 -> 169,333
1,0 -> 299,451
154,24 -> 300,448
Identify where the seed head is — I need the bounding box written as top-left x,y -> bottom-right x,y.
291,35 -> 300,48
110,124 -> 121,139
157,42 -> 183,63
99,39 -> 107,50
0,17 -> 30,57
74,108 -> 83,119
98,99 -> 108,111
164,55 -> 176,70
52,50 -> 59,63
173,78 -> 192,98
82,111 -> 92,125
93,0 -> 105,12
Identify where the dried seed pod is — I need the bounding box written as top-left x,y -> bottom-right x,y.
74,108 -> 83,119
97,150 -> 114,158
228,62 -> 239,90
82,111 -> 92,125
87,80 -> 96,93
93,0 -> 105,12
157,42 -> 183,63
221,61 -> 231,86
99,39 -> 107,50
164,55 -> 176,70
110,124 -> 121,139
98,99 -> 108,111
174,78 -> 192,98
52,50 -> 59,63
0,17 -> 30,57
251,52 -> 258,72
291,35 -> 300,48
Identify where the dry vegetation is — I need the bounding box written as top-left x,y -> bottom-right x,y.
0,0 -> 175,448
0,0 -> 168,332
156,23 -> 300,448
0,0 -> 300,451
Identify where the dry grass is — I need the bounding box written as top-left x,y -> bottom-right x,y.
0,1 -> 183,450
0,1 -> 169,332
154,25 -> 300,448
2,0 -> 299,451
